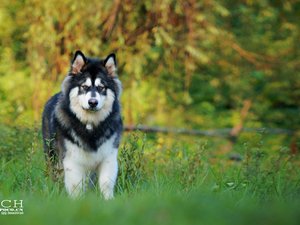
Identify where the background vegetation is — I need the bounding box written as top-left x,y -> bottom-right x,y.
0,0 -> 299,224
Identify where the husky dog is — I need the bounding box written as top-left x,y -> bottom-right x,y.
42,51 -> 122,200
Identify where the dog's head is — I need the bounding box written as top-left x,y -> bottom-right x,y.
62,51 -> 120,125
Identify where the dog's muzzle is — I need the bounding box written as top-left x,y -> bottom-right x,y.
88,98 -> 98,108
87,98 -> 99,111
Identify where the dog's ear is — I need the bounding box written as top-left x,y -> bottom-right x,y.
71,50 -> 86,74
103,53 -> 117,77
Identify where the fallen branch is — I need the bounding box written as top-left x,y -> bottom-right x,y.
124,125 -> 294,137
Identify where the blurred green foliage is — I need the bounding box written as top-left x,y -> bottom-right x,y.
0,0 -> 299,131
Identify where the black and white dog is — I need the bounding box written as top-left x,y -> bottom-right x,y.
42,51 -> 123,199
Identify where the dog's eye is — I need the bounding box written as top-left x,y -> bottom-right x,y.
97,86 -> 105,92
81,85 -> 89,90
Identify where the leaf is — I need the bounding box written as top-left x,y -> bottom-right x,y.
185,45 -> 210,64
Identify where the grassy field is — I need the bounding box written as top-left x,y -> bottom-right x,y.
0,125 -> 299,225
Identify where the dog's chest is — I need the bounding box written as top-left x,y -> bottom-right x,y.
63,134 -> 116,170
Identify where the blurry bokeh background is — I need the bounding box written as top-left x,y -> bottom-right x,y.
0,0 -> 299,132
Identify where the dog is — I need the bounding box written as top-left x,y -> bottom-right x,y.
42,50 -> 123,199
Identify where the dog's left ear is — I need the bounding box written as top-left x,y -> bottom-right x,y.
104,53 -> 117,77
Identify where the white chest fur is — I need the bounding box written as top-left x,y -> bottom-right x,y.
63,134 -> 117,171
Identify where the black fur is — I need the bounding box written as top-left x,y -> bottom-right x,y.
42,53 -> 123,166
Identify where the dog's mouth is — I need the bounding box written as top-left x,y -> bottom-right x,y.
82,107 -> 101,112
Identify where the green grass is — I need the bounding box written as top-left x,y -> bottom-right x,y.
0,125 -> 300,225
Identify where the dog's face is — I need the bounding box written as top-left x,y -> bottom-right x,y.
76,76 -> 111,111
62,51 -> 119,125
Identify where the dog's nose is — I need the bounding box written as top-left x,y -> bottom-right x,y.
88,99 -> 98,108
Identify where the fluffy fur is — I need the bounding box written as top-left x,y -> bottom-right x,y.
42,51 -> 123,199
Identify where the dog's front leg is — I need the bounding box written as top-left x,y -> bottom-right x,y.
98,151 -> 118,200
63,159 -> 86,198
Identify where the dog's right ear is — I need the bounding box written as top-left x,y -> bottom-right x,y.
71,50 -> 86,74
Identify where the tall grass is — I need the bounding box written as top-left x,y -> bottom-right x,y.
0,125 -> 299,225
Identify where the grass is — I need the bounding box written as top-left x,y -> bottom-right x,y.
0,125 -> 300,225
